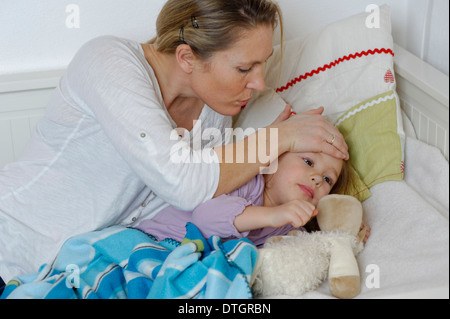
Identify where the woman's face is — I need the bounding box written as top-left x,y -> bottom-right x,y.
191,25 -> 274,116
265,152 -> 344,207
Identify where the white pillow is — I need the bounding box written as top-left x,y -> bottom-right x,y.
234,5 -> 405,201
235,5 -> 401,127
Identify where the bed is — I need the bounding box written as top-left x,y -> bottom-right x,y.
0,5 -> 448,299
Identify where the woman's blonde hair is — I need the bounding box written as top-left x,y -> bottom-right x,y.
149,0 -> 283,60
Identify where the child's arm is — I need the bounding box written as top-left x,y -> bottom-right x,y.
234,200 -> 318,233
191,194 -> 255,239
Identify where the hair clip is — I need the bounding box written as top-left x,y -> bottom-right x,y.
179,25 -> 186,44
191,15 -> 199,29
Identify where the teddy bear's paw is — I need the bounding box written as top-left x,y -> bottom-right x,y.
329,276 -> 361,299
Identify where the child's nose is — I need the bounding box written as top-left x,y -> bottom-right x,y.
311,174 -> 322,186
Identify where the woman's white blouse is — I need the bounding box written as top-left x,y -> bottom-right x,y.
0,36 -> 231,281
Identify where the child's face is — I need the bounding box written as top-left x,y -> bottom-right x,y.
265,152 -> 344,207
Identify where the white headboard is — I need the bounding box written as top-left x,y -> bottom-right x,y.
0,70 -> 63,166
0,45 -> 448,169
393,44 -> 449,160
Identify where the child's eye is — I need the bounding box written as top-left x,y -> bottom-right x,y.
323,176 -> 333,185
303,158 -> 313,167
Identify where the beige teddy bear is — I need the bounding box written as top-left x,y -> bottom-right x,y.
251,194 -> 368,299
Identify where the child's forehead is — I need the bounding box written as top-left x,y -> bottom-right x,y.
297,152 -> 340,161
289,152 -> 344,169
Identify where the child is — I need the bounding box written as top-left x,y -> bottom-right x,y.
137,150 -> 351,248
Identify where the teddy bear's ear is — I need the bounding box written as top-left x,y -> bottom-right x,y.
317,195 -> 362,235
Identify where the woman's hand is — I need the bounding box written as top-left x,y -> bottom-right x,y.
270,104 -> 293,125
272,105 -> 349,160
213,105 -> 348,198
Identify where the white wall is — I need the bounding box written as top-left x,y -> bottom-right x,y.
0,0 -> 166,75
275,0 -> 449,75
0,0 -> 448,76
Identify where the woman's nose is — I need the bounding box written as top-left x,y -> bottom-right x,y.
247,67 -> 266,92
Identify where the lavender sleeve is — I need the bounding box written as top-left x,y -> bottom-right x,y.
137,174 -> 305,248
192,195 -> 306,247
191,195 -> 251,239
192,175 -> 265,240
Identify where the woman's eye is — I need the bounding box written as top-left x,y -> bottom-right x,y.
303,158 -> 313,167
238,68 -> 251,74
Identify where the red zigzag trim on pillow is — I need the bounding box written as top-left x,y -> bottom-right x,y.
275,48 -> 395,93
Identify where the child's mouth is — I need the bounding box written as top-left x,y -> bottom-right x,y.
298,185 -> 314,198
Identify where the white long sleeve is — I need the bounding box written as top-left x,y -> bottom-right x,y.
0,36 -> 231,281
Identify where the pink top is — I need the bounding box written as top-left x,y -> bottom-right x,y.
136,175 -> 305,247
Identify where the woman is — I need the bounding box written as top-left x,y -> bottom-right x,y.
0,0 -> 348,283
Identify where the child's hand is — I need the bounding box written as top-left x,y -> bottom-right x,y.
234,201 -> 318,233
359,222 -> 371,245
268,200 -> 318,228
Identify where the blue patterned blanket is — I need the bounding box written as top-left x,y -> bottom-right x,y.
1,223 -> 257,299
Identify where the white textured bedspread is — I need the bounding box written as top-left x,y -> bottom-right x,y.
274,137 -> 449,299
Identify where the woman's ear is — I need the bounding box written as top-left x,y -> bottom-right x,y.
175,44 -> 196,74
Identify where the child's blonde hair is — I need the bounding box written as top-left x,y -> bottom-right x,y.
330,160 -> 350,196
304,160 -> 350,232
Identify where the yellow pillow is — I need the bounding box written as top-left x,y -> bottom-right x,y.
336,90 -> 404,190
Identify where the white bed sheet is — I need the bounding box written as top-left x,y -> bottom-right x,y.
268,136 -> 449,299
